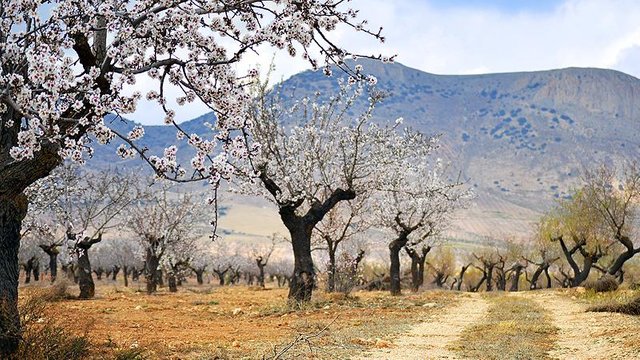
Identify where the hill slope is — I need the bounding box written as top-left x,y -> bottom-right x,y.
95,61 -> 640,242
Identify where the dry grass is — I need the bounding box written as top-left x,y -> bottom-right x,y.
453,294 -> 557,359
19,280 -> 455,359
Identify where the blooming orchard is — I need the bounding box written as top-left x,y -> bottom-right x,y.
232,78 -> 450,301
0,0 -> 386,352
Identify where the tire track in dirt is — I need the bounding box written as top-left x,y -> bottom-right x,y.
527,291 -> 640,360
353,293 -> 489,360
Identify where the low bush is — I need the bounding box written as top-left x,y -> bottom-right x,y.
588,297 -> 640,316
8,295 -> 90,360
585,275 -> 619,293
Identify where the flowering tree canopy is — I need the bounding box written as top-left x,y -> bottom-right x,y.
2,0 -> 386,191
232,79 -> 440,301
0,0 -> 387,351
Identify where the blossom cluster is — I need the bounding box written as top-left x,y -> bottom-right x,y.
1,0 -> 386,235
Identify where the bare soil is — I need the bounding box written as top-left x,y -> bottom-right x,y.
527,290 -> 640,360
18,281 -> 640,359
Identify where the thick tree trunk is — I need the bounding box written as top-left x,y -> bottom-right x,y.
132,267 -> 140,282
529,266 -> 544,290
145,250 -> 160,294
417,257 -> 427,288
40,247 -> 59,283
214,269 -> 228,286
32,260 -> 40,282
434,273 -> 448,288
257,263 -> 266,288
407,251 -> 420,292
123,266 -> 129,287
510,266 -> 524,292
496,268 -> 506,291
486,265 -> 494,291
0,194 -> 27,355
112,266 -> 120,281
287,224 -> 315,303
156,269 -> 163,286
76,250 -> 95,299
23,262 -> 32,284
94,268 -> 103,280
74,234 -> 101,299
389,240 -> 404,296
194,269 -> 204,285
167,272 -> 178,292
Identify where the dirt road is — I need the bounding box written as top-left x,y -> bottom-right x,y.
527,291 -> 640,360
352,291 -> 640,360
354,293 -> 489,360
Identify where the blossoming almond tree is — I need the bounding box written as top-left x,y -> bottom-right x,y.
236,80 -> 435,302
313,196 -> 370,292
127,182 -> 201,294
0,0 -> 385,351
375,159 -> 472,296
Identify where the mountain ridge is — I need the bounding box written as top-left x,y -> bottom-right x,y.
94,61 -> 640,241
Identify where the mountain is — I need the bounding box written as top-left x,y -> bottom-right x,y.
95,61 -> 640,243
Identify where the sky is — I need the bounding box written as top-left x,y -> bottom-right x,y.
128,0 -> 640,125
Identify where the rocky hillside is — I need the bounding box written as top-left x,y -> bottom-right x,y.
95,61 -> 640,242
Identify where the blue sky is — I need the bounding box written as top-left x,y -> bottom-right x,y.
128,0 -> 640,124
429,0 -> 561,12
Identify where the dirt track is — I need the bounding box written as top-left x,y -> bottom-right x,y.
352,291 -> 640,360
527,291 -> 640,360
354,293 -> 489,360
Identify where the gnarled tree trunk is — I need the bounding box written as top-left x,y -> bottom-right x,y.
389,239 -> 405,296
406,246 -> 431,292
123,265 -> 129,287
288,224 -> 315,302
39,244 -> 59,283
145,249 -> 160,294
509,264 -> 524,292
73,233 -> 102,299
0,194 -> 27,355
456,264 -> 470,291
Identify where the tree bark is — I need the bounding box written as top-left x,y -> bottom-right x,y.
406,246 -> 430,292
456,264 -> 469,291
194,269 -> 204,285
112,265 -> 120,281
389,239 -> 404,296
73,234 -> 102,299
0,193 -> 27,355
123,265 -> 129,287
145,249 -> 160,294
213,268 -> 229,286
167,272 -> 178,292
256,256 -> 267,288
23,259 -> 32,284
544,268 -> 552,288
261,171 -> 355,303
509,265 -> 524,292
288,224 -> 315,302
32,259 -> 40,282
39,245 -> 59,283
485,264 -> 494,292
326,245 -> 337,293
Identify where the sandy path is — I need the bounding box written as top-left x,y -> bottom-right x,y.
353,293 -> 489,360
527,291 -> 640,360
